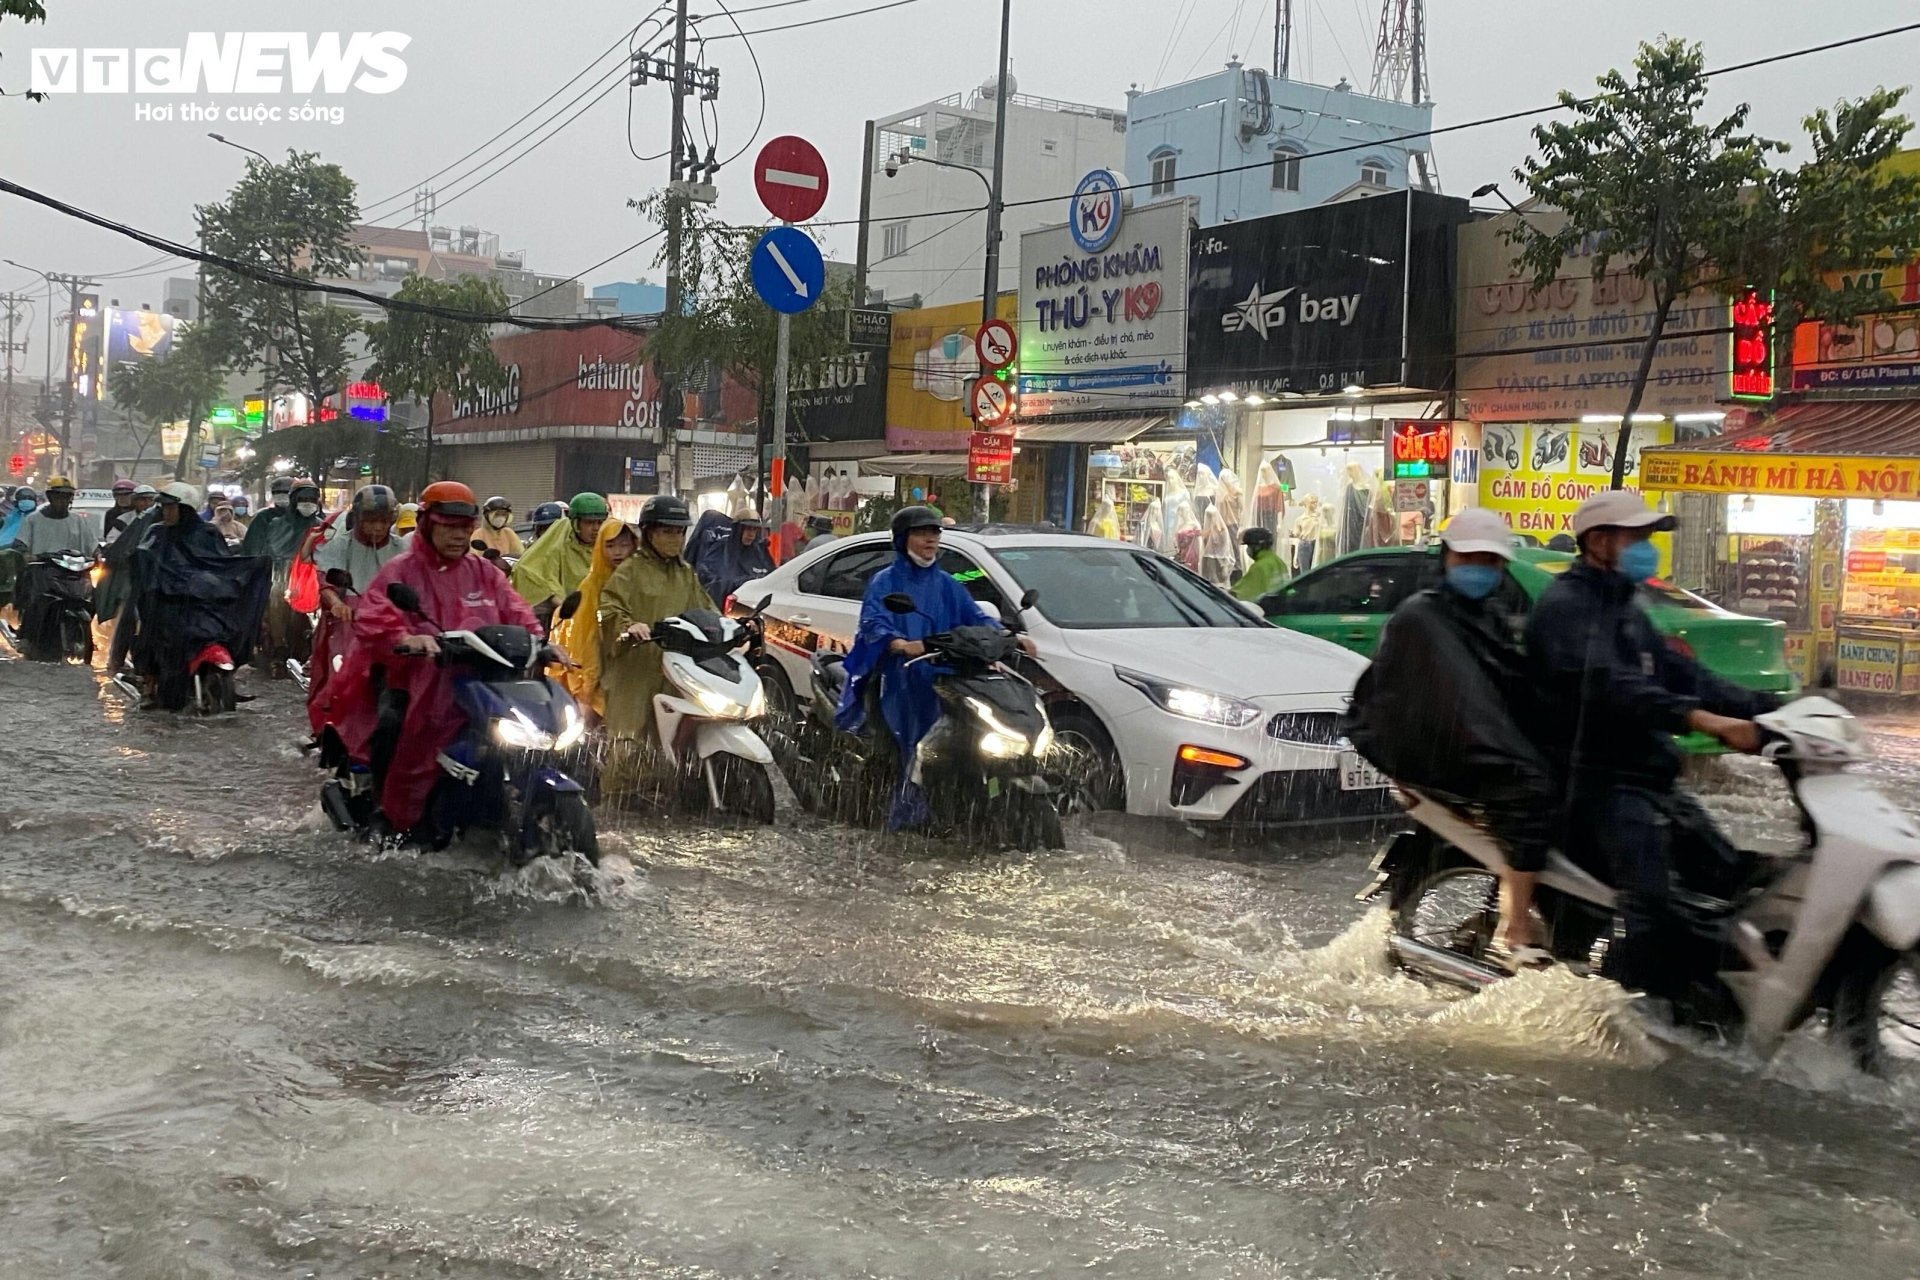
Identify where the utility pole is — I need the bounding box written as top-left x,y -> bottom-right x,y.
46,272 -> 99,477
1,293 -> 26,449
974,0 -> 1013,525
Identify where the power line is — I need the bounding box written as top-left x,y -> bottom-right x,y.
433,68 -> 633,213
512,228 -> 668,313
702,0 -> 929,40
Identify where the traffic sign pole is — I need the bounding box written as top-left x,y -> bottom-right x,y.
771,308 -> 791,549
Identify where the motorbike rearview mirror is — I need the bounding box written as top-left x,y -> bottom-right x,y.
323,567 -> 354,591
385,582 -> 424,614
882,592 -> 917,615
556,590 -> 583,622
1018,588 -> 1040,612
754,593 -> 774,614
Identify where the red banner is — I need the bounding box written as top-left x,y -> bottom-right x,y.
967,431 -> 1014,485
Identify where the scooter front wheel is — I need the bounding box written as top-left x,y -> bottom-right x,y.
711,754 -> 775,824
519,789 -> 599,866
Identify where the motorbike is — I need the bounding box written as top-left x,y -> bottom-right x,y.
0,550 -> 96,663
786,589 -> 1063,851
317,581 -> 598,866
618,598 -> 777,824
1362,696 -> 1920,1073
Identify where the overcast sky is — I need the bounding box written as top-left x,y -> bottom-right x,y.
3,0 -> 1917,374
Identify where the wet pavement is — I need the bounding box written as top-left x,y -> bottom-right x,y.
4,655 -> 1920,1278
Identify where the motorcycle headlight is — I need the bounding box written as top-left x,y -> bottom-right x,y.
1115,668 -> 1261,729
745,682 -> 767,720
492,708 -> 554,750
1033,723 -> 1055,758
693,685 -> 745,718
980,730 -> 1029,758
552,703 -> 586,751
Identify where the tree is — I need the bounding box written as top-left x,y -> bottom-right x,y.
197,149 -> 364,484
1512,38 -> 1920,487
631,190 -> 853,505
2,0 -> 48,102
365,274 -> 511,486
106,324 -> 229,480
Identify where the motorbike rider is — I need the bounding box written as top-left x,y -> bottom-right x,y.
126,482 -> 246,702
395,502 -> 419,539
550,517 -> 638,724
1344,508 -> 1558,968
835,505 -> 1036,830
103,479 -> 140,539
511,492 -> 608,624
318,481 -> 551,839
1526,490 -> 1778,997
208,497 -> 247,546
691,511 -> 775,609
475,495 -> 524,558
239,478 -> 321,560
529,501 -> 566,544
596,496 -> 711,793
800,514 -> 838,552
1231,526 -> 1290,602
11,476 -> 99,557
308,485 -> 404,717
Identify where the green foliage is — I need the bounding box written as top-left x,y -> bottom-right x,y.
3,0 -> 48,102
106,323 -> 229,479
1513,37 -> 1920,485
366,274 -> 511,485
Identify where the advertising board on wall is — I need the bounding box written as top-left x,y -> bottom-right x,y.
103,308 -> 177,380
788,349 -> 885,445
885,294 -> 1017,451
1790,259 -> 1920,391
1456,211 -> 1730,422
1187,191 -> 1466,398
1016,193 -> 1191,417
1477,420 -> 1674,560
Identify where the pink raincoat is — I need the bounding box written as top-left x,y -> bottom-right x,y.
319,534 -> 542,831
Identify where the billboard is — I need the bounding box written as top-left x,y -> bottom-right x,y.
1186,191 -> 1467,398
1017,194 -> 1191,417
788,348 -> 885,445
885,294 -> 1016,451
105,308 -> 177,369
70,292 -> 102,401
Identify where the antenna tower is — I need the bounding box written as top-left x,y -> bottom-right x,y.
1369,0 -> 1438,191
1273,0 -> 1292,79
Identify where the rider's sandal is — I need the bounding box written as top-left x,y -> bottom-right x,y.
1490,942 -> 1554,974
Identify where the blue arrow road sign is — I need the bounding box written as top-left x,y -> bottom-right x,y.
750,226 -> 824,314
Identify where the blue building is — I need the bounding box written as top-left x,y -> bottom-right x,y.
1124,60 -> 1434,227
589,278 -> 668,316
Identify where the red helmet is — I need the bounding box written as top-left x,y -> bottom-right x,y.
111,479 -> 136,495
419,480 -> 479,520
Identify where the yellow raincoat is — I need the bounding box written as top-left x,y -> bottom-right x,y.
596,538 -> 712,742
548,518 -> 628,717
509,516 -> 596,607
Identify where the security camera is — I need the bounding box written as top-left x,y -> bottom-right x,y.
884,153 -> 901,178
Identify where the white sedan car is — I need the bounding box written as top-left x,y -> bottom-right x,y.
741,528 -> 1396,829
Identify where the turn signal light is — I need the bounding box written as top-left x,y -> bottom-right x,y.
1177,745 -> 1249,770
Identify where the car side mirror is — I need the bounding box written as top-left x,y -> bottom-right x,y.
882,592 -> 917,615
754,593 -> 774,615
385,582 -> 423,614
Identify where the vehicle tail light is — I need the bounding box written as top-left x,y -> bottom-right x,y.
723,593 -> 737,615
1664,635 -> 1695,661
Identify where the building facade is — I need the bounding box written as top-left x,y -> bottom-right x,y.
1126,60 -> 1435,226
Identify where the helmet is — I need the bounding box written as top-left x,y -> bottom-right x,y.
531,500 -> 565,522
11,487 -> 38,507
45,475 -> 75,494
289,480 -> 321,501
156,481 -> 200,507
395,502 -> 420,531
269,476 -> 294,495
1239,526 -> 1275,552
132,483 -> 158,498
351,484 -> 397,517
112,479 -> 136,495
568,492 -> 610,519
483,495 -> 512,513
806,514 -> 834,533
638,494 -> 692,528
890,504 -> 943,540
735,515 -> 765,530
419,480 -> 479,520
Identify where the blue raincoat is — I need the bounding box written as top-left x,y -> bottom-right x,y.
835,531 -> 990,829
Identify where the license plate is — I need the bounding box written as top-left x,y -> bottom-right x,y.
1339,751 -> 1388,791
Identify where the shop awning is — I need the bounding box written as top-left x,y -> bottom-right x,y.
1641,399 -> 1920,499
1014,414 -> 1164,445
858,451 -> 970,478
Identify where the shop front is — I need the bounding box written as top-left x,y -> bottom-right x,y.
788,341 -> 888,535
432,325 -> 757,513
1642,400 -> 1920,693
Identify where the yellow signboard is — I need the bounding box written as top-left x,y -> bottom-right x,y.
1642,451 -> 1920,500
885,293 -> 1017,452
1476,421 -> 1674,569
1837,630 -> 1903,694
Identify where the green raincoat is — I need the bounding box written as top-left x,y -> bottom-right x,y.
1233,547 -> 1290,603
509,517 -> 597,607
596,542 -> 712,742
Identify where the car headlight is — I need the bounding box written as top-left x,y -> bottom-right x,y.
1115,668 -> 1261,728
492,708 -> 554,750
552,703 -> 586,751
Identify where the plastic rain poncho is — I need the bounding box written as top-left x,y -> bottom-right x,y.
548,518 -> 630,718
509,516 -> 598,608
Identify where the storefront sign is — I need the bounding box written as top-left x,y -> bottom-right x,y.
1017,196 -> 1190,416
789,349 -> 885,444
886,294 -> 1017,451
1903,635 -> 1920,697
1730,287 -> 1775,400
1456,212 -> 1729,421
1790,260 -> 1920,390
1837,632 -> 1902,694
967,430 -> 1014,485
1391,420 -> 1451,479
1479,421 -> 1674,552
846,307 -> 892,349
1640,451 -> 1920,500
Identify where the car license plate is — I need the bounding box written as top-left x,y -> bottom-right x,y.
1339,751 -> 1388,791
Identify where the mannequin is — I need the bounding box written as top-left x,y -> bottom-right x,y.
1339,462 -> 1372,555
1291,494 -> 1326,574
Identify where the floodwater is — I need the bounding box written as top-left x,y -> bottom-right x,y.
4,658 -> 1920,1279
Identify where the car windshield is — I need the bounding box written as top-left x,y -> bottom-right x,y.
1533,560 -> 1713,610
990,545 -> 1262,629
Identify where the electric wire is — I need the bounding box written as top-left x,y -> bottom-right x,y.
702,0 -> 930,40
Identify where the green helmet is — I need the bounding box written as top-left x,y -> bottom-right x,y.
567,492 -> 609,519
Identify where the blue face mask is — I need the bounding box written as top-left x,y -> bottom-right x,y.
15,500 -> 35,513
1619,539 -> 1661,582
1444,563 -> 1504,600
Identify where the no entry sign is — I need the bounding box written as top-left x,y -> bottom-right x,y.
754,135 -> 829,223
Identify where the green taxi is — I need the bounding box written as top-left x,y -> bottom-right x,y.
1259,545 -> 1797,752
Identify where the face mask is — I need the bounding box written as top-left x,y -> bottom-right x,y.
295,501 -> 320,517
16,500 -> 34,513
1619,539 -> 1661,582
1444,564 -> 1504,601
487,512 -> 510,529
273,494 -> 290,509
907,551 -> 937,569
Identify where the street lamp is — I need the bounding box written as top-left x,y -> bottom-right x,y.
207,132 -> 271,164
886,149 -> 994,200
1471,181 -> 1525,216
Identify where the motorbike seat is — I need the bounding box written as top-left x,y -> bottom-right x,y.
1401,785 -> 1618,912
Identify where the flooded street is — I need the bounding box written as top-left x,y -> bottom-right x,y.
5,660 -> 1920,1278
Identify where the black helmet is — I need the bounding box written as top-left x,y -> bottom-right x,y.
639,494 -> 692,528
352,484 -> 397,517
806,514 -> 834,533
890,504 -> 943,540
269,476 -> 294,495
1240,526 -> 1275,552
482,495 -> 512,513
735,514 -> 765,530
530,500 -> 566,527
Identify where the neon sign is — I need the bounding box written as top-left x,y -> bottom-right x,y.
1390,420 -> 1451,479
1730,287 -> 1775,401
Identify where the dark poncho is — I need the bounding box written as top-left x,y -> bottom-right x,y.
130,512 -> 271,678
